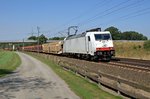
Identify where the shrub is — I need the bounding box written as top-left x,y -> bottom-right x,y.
138,45 -> 142,49
144,40 -> 150,50
133,46 -> 137,50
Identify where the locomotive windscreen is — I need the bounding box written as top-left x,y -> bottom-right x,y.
94,34 -> 111,40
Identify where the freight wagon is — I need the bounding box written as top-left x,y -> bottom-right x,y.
23,45 -> 43,52
42,41 -> 63,54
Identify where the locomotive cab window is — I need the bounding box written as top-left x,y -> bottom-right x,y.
94,34 -> 111,41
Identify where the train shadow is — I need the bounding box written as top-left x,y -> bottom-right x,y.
0,69 -> 14,77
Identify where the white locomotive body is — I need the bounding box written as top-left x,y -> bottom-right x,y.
63,28 -> 115,61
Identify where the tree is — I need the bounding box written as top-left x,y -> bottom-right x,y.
122,31 -> 148,40
28,34 -> 48,44
105,26 -> 148,40
49,37 -> 65,40
28,36 -> 37,40
104,26 -> 121,40
39,34 -> 48,44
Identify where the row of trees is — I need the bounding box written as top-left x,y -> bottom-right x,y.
27,26 -> 148,44
105,26 -> 148,40
28,34 -> 65,44
28,34 -> 48,44
49,37 -> 65,40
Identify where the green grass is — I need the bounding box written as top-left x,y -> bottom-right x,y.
0,51 -> 21,77
27,52 -> 122,99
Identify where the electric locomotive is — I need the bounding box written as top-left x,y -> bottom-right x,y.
63,28 -> 115,61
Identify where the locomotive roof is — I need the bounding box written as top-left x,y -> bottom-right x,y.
66,32 -> 86,40
66,31 -> 110,40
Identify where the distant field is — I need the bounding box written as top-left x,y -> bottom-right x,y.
114,41 -> 150,60
0,51 -> 21,77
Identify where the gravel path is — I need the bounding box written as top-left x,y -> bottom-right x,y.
0,52 -> 80,99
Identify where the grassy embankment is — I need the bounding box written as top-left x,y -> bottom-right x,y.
27,52 -> 122,99
114,41 -> 150,60
0,51 -> 21,77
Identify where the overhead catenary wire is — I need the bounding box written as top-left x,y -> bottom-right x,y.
30,0 -> 149,39
76,0 -> 131,26
53,0 -> 131,35
50,0 -> 111,32
77,0 -> 144,27
53,0 -> 131,36
85,5 -> 150,31
119,7 -> 150,20
48,0 -> 113,37
77,0 -> 149,33
41,0 -> 140,37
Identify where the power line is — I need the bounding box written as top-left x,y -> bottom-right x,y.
29,0 -> 149,38
38,0 -> 129,37
52,0 -> 130,36
37,26 -> 40,45
77,0 -> 145,28
119,7 -> 150,20
51,29 -> 68,37
84,6 -> 150,31
76,0 -> 131,26
50,0 -> 111,34
60,0 -> 110,25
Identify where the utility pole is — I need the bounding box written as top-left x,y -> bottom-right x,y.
23,39 -> 24,51
31,27 -> 34,36
37,26 -> 40,53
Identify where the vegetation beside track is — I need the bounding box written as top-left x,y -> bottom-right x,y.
0,51 -> 21,77
27,52 -> 122,99
114,41 -> 150,60
144,40 -> 150,51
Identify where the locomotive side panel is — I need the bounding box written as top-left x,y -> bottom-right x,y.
63,36 -> 87,54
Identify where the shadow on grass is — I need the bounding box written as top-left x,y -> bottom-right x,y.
0,69 -> 14,77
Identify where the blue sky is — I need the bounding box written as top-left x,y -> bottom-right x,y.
0,0 -> 150,40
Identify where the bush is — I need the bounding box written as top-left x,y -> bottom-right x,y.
133,45 -> 142,50
144,40 -> 150,50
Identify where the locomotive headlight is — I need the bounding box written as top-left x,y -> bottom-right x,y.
99,52 -> 102,55
111,50 -> 115,55
96,51 -> 102,55
109,47 -> 114,50
111,51 -> 113,54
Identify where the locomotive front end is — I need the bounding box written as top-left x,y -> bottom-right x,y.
94,32 -> 115,61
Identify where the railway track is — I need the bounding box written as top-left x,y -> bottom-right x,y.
107,62 -> 150,72
56,53 -> 150,72
109,57 -> 150,72
116,58 -> 150,67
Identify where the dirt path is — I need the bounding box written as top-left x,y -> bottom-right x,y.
0,52 -> 80,99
